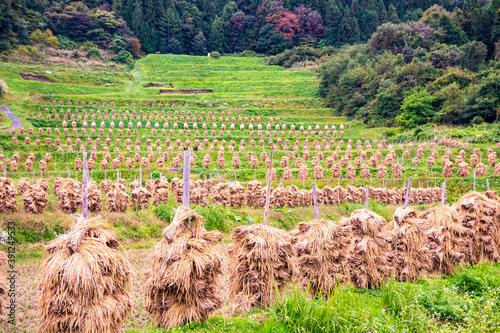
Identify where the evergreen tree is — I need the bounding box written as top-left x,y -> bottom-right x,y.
338,6 -> 360,45
492,8 -> 500,46
210,16 -> 226,52
164,38 -> 183,54
377,0 -> 388,23
158,5 -> 181,42
388,3 -> 399,23
439,14 -> 468,45
192,31 -> 208,55
323,0 -> 342,46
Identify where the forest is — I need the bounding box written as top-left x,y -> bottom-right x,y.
0,0 -> 494,55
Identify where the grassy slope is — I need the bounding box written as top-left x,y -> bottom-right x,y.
1,55 -> 500,332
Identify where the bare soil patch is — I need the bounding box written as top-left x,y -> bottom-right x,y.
159,89 -> 214,94
19,74 -> 55,83
144,82 -> 173,88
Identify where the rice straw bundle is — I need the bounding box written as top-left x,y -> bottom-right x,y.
338,209 -> 394,288
331,163 -> 341,178
442,161 -> 454,177
22,184 -> 48,214
360,164 -> 371,179
0,177 -> 18,213
420,206 -> 473,275
458,162 -> 470,177
229,182 -> 246,208
314,164 -> 325,180
298,165 -> 308,180
228,224 -> 296,308
270,186 -> 287,208
470,154 -> 479,167
17,177 -> 31,195
152,178 -> 170,205
475,162 -> 487,177
191,187 -> 209,206
452,192 -> 500,263
57,179 -> 83,214
106,185 -> 129,213
345,165 -> 355,179
37,178 -> 49,193
143,206 -> 224,328
210,183 -> 231,207
217,152 -> 225,169
300,189 -> 313,206
291,220 -> 351,297
100,180 -> 113,195
286,185 -> 302,207
232,153 -> 241,168
87,186 -> 102,213
130,187 -> 152,210
38,216 -> 132,332
246,181 -> 265,208
130,180 -> 140,192
384,207 -> 432,282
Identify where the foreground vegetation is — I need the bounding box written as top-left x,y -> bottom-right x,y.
5,232 -> 500,333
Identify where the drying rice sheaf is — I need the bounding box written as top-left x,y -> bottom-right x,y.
228,224 -> 296,308
291,220 -> 350,297
338,209 -> 394,289
38,216 -> 133,333
143,206 -> 224,328
419,206 -> 474,275
0,177 -> 18,213
384,207 -> 433,282
22,184 -> 48,214
453,192 -> 500,263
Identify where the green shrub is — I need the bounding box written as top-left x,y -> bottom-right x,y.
154,204 -> 175,223
57,35 -> 76,50
79,41 -> 98,52
196,205 -> 227,232
112,50 -> 134,67
210,51 -> 221,58
87,48 -> 102,59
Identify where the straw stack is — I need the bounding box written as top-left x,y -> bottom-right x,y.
143,206 -> 224,328
384,207 -> 432,281
228,224 -> 296,308
0,178 -> 18,213
38,216 -> 133,332
420,206 -> 474,275
338,209 -> 394,289
453,192 -> 500,263
291,220 -> 351,297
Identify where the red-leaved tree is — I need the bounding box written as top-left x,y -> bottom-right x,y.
266,10 -> 301,43
129,37 -> 141,57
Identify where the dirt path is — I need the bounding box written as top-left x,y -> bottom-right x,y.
0,105 -> 21,129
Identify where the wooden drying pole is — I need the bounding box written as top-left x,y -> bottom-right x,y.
263,146 -> 274,225
312,175 -> 319,220
365,185 -> 369,209
182,150 -> 191,208
473,170 -> 476,192
82,152 -> 89,218
404,176 -> 412,209
441,180 -> 446,206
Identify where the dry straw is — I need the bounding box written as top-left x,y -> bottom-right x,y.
0,177 -> 18,213
142,206 -> 224,328
420,205 -> 474,275
291,220 -> 351,297
452,192 -> 500,263
385,207 -> 432,281
38,216 -> 133,332
338,209 -> 394,288
228,147 -> 296,308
